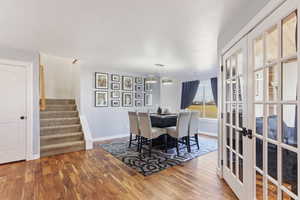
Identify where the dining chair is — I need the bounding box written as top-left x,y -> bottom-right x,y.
166,111 -> 191,156
189,111 -> 200,150
138,112 -> 167,156
128,111 -> 140,151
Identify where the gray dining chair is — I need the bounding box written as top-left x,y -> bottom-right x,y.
138,112 -> 167,156
189,111 -> 200,150
166,111 -> 191,156
128,111 -> 140,151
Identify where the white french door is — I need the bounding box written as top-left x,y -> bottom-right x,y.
248,0 -> 300,199
222,37 -> 254,200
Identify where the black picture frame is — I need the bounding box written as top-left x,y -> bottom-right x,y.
95,91 -> 108,107
111,74 -> 120,82
111,91 -> 120,98
145,93 -> 152,106
122,76 -> 133,91
135,77 -> 143,84
135,93 -> 144,99
111,100 -> 120,107
111,83 -> 121,90
135,84 -> 144,92
144,81 -> 152,92
122,92 -> 133,107
135,100 -> 144,107
95,72 -> 108,89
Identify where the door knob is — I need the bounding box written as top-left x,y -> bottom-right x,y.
20,116 -> 26,120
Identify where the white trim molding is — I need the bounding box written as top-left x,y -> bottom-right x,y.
93,134 -> 129,143
79,115 -> 94,150
0,58 -> 35,161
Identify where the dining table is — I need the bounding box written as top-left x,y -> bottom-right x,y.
150,113 -> 178,149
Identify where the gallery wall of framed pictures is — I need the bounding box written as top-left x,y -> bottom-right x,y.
94,72 -> 153,107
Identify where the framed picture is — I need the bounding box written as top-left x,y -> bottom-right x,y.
135,77 -> 143,84
135,93 -> 143,99
95,73 -> 108,89
122,92 -> 133,107
111,74 -> 120,82
135,85 -> 144,92
95,91 -> 108,107
145,93 -> 152,106
111,83 -> 120,90
111,100 -> 120,107
122,76 -> 133,91
135,100 -> 144,107
111,91 -> 120,98
145,82 -> 152,92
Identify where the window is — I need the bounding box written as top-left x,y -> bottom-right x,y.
187,80 -> 217,118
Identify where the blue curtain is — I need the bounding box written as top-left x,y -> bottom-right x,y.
180,80 -> 200,109
210,77 -> 218,106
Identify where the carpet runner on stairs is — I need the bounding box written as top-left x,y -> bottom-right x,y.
40,99 -> 85,157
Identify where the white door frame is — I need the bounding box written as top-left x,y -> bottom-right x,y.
218,0 -> 290,178
0,58 -> 34,161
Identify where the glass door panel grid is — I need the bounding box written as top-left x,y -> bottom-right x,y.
225,49 -> 245,184
253,10 -> 299,200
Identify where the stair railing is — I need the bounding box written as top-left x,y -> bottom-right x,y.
39,54 -> 46,111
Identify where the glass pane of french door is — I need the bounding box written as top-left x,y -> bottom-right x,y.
250,4 -> 299,200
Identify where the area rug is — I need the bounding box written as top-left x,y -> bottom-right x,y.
99,136 -> 218,176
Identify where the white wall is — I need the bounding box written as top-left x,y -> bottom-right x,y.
80,64 -> 161,140
0,46 -> 40,156
41,54 -> 76,99
160,79 -> 182,113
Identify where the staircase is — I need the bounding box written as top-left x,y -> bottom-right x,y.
40,99 -> 85,157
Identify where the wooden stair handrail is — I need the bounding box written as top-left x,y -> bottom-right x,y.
39,55 -> 46,111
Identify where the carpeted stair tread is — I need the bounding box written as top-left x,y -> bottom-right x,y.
45,105 -> 76,111
41,124 -> 81,135
41,141 -> 85,157
41,132 -> 83,140
40,111 -> 78,119
45,99 -> 75,105
40,117 -> 80,127
41,141 -> 85,151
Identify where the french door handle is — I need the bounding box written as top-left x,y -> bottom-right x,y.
239,128 -> 253,139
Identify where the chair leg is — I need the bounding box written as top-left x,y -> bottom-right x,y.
195,134 -> 200,150
137,136 -> 140,152
176,139 -> 179,156
139,137 -> 143,153
129,133 -> 132,148
187,135 -> 191,153
164,134 -> 168,153
149,139 -> 152,157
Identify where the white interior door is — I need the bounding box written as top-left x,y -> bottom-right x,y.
248,0 -> 300,199
222,37 -> 254,200
0,64 -> 26,164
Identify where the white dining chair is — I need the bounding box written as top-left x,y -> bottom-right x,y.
189,111 -> 200,150
138,112 -> 167,156
166,111 -> 191,156
128,111 -> 140,151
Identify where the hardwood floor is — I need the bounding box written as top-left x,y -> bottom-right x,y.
0,137 -> 237,200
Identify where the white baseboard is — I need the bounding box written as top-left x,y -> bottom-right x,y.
216,167 -> 223,179
32,154 -> 40,160
93,134 -> 129,142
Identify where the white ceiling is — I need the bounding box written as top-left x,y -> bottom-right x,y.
0,0 -> 269,79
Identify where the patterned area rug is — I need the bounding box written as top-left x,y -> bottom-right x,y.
99,136 -> 218,176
